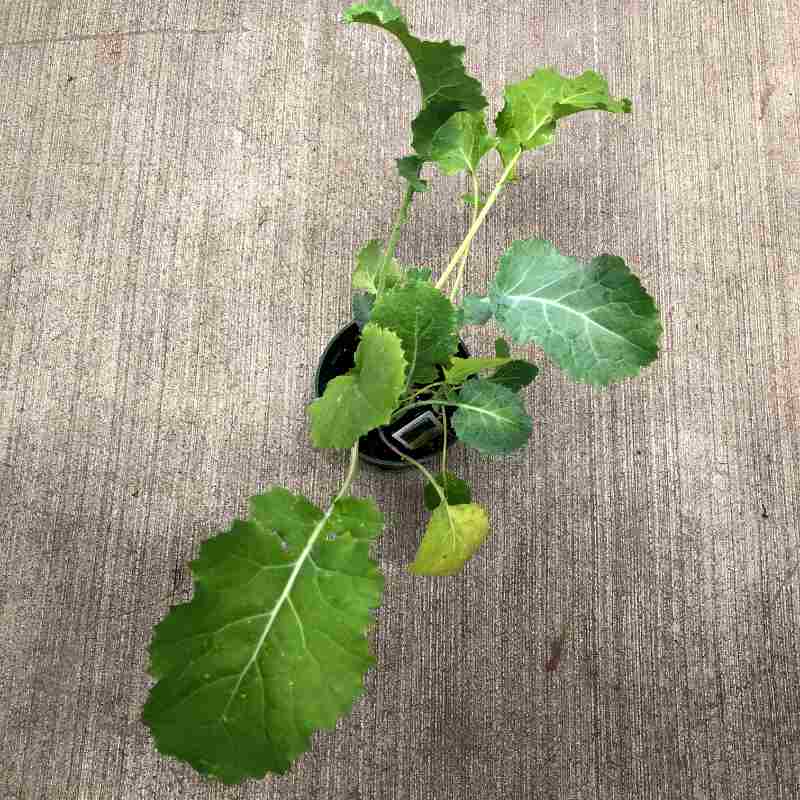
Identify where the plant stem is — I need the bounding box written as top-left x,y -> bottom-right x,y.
377,183 -> 415,297
449,172 -> 481,302
440,407 -> 448,478
435,151 -> 521,292
402,380 -> 445,406
336,442 -> 361,500
377,429 -> 446,504
393,399 -> 459,419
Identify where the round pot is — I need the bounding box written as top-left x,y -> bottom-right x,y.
314,321 -> 469,470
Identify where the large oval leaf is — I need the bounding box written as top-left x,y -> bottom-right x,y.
450,379 -> 533,455
309,323 -> 407,449
143,489 -> 384,783
489,239 -> 662,386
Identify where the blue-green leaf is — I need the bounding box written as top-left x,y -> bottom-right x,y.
450,379 -> 533,455
489,239 -> 662,385
461,294 -> 492,326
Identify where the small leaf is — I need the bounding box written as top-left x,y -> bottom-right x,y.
309,324 -> 406,448
489,239 -> 662,385
409,502 -> 490,576
344,1 -> 488,159
370,282 -> 459,386
423,471 -> 472,511
444,355 -> 511,386
451,379 -> 533,455
143,488 -> 384,783
352,239 -> 401,295
495,68 -> 632,164
494,338 -> 511,358
430,111 -> 496,176
396,155 -> 429,193
404,266 -> 432,283
461,294 -> 492,326
460,193 -> 486,209
489,360 -> 539,392
352,292 -> 375,329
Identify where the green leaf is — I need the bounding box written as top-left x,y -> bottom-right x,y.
461,294 -> 492,326
450,379 -> 533,455
495,68 -> 632,167
408,502 -> 490,576
396,155 -> 429,193
370,282 -> 459,386
494,338 -> 511,358
352,292 -> 375,329
444,355 -> 511,385
489,360 -> 539,392
430,111 -> 496,176
309,324 -> 406,448
404,266 -> 432,283
460,193 -> 486,209
489,239 -> 662,385
423,470 -> 472,511
352,239 -> 401,295
143,488 -> 384,783
344,2 -> 488,159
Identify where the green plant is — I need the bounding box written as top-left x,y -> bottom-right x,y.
143,1 -> 662,783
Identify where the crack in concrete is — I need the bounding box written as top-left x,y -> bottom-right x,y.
0,27 -> 251,49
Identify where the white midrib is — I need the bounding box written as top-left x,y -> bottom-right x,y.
456,402 -> 514,427
220,506 -> 336,719
504,294 -> 651,354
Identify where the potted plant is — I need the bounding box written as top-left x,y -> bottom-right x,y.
142,0 -> 662,784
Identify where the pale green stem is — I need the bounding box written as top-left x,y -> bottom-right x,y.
377,429 -> 446,505
449,172 -> 481,302
377,184 -> 415,297
440,408 -> 448,479
402,380 -> 445,406
336,441 -> 361,500
435,151 -> 521,292
393,399 -> 459,419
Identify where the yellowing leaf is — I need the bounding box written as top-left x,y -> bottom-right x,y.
408,502 -> 490,576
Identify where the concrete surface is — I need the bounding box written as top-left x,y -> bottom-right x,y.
1,1 -> 799,798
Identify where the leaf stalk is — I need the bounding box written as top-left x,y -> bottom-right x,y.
435,150 -> 521,292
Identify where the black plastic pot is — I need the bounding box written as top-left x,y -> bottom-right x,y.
314,322 -> 469,470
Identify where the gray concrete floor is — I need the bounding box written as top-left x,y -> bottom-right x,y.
1,1 -> 799,798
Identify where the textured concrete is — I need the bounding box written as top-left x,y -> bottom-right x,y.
1,1 -> 799,798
